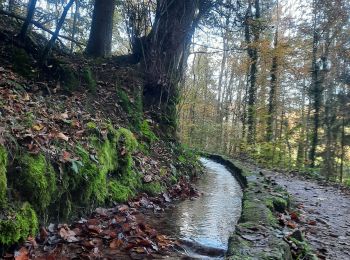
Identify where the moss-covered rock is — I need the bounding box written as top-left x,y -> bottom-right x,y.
0,202 -> 38,245
0,145 -> 8,206
16,153 -> 57,213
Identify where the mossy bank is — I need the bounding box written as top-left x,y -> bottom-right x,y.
0,55 -> 201,249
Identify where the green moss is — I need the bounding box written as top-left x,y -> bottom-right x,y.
86,121 -> 97,129
82,67 -> 97,93
60,64 -> 79,92
241,194 -> 277,227
272,197 -> 288,213
73,145 -> 108,205
140,120 -> 158,143
0,202 -> 38,245
0,145 -> 8,206
108,180 -> 133,202
98,139 -> 118,175
141,182 -> 164,196
116,87 -> 143,129
289,237 -> 318,260
17,153 -> 57,213
116,88 -> 132,114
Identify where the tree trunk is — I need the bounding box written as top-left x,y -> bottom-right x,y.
41,0 -> 75,63
70,0 -> 79,54
86,0 -> 115,57
266,28 -> 278,142
245,0 -> 260,144
141,0 -> 209,137
8,0 -> 15,13
18,0 -> 37,40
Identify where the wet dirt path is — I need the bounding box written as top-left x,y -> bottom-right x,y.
261,169 -> 350,260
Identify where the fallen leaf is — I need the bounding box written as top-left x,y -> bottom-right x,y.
308,220 -> 317,226
14,247 -> 29,260
110,239 -> 124,249
143,175 -> 152,183
287,221 -> 297,229
59,228 -> 78,243
32,124 -> 44,131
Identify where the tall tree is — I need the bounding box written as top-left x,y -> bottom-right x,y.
86,0 -> 115,57
18,0 -> 37,40
245,0 -> 261,144
140,0 -> 211,136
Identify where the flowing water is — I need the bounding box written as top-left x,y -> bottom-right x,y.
149,158 -> 243,259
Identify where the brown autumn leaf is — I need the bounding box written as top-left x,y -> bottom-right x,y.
60,112 -> 69,119
50,130 -> 69,141
14,247 -> 29,260
62,151 -> 71,162
88,225 -> 102,234
109,239 -> 124,249
308,220 -> 317,226
290,211 -> 299,222
287,221 -> 298,229
59,227 -> 78,243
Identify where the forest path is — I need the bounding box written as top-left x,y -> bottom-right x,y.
255,166 -> 350,260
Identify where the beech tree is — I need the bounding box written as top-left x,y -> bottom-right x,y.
136,0 -> 212,135
86,0 -> 116,57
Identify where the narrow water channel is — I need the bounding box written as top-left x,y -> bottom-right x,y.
150,158 -> 243,259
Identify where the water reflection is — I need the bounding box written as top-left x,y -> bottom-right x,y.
160,158 -> 243,252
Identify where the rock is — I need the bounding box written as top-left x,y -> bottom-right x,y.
290,229 -> 303,242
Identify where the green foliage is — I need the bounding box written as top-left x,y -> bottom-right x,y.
0,145 -> 8,206
289,237 -> 318,260
16,153 -> 57,213
140,120 -> 158,143
141,182 -> 164,196
0,202 -> 38,245
86,121 -> 97,129
82,67 -> 97,92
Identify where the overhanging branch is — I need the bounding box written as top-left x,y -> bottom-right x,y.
0,9 -> 85,47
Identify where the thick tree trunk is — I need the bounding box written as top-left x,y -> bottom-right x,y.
18,0 -> 37,40
141,0 -> 208,136
86,0 -> 115,57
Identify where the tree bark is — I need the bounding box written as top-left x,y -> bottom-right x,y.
266,28 -> 278,142
245,0 -> 260,144
86,0 -> 115,57
70,0 -> 79,53
18,0 -> 37,40
141,0 -> 210,136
